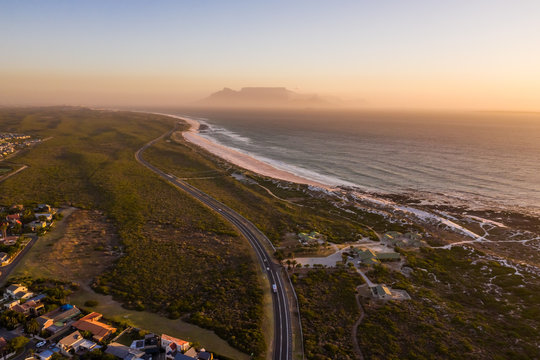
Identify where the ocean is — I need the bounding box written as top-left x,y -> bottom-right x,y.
162,108 -> 540,215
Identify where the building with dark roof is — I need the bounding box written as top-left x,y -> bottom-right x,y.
106,342 -> 145,360
36,305 -> 81,334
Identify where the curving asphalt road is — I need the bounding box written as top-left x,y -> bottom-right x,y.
0,235 -> 38,286
135,124 -> 293,360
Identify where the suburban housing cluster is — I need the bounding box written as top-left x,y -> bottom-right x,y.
1,203 -> 56,235
0,284 -> 216,360
0,133 -> 36,158
0,204 -> 57,267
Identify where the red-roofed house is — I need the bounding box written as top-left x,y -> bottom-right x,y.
72,312 -> 116,342
161,334 -> 189,359
12,300 -> 44,316
6,214 -> 20,222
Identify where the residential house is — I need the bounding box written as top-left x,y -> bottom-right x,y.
183,348 -> 197,358
72,312 -> 116,342
34,213 -> 53,222
36,304 -> 81,334
130,334 -> 159,355
12,300 -> 45,316
58,331 -> 97,356
5,284 -> 27,298
26,220 -> 47,232
36,204 -> 52,213
161,334 -> 190,359
383,231 -> 426,248
353,248 -> 380,265
130,340 -> 145,351
370,285 -> 392,300
5,214 -> 20,223
298,231 -> 323,245
174,354 -> 196,360
0,253 -> 10,266
9,205 -> 23,212
36,350 -> 54,360
4,299 -> 20,309
197,351 -> 213,360
29,294 -> 47,302
17,291 -> 34,300
106,342 -> 145,360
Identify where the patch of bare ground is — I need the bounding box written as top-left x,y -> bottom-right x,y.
14,209 -> 120,284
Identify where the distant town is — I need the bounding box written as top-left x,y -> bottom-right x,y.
0,133 -> 40,159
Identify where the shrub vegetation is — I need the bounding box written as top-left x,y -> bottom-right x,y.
0,108 -> 264,357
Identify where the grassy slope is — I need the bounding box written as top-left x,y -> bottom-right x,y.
0,108 -> 264,357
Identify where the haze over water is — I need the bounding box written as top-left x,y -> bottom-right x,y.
172,109 -> 540,213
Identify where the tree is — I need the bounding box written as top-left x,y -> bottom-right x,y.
21,209 -> 35,223
80,330 -> 93,339
50,353 -> 64,360
8,336 -> 29,352
12,222 -> 22,235
24,319 -> 40,334
0,310 -> 25,330
0,222 -> 7,239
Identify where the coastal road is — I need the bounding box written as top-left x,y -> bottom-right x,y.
135,124 -> 293,360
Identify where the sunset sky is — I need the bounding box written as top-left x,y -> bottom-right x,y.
1,0 -> 539,110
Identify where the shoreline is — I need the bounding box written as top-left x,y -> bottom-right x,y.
155,112 -> 338,192
150,111 -> 539,217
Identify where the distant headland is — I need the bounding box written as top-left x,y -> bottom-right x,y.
195,87 -> 335,108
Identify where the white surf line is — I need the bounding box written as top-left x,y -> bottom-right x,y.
352,191 -> 486,242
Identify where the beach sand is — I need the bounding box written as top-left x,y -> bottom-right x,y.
160,113 -> 336,191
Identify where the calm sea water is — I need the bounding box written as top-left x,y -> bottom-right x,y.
164,108 -> 540,213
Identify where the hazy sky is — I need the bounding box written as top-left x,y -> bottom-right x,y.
1,0 -> 540,110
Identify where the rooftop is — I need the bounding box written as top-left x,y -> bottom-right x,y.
73,312 -> 116,341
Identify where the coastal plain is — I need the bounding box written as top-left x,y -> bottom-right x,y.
0,107 -> 261,359
0,107 -> 538,360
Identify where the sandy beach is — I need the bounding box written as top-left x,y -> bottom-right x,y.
157,113 -> 336,191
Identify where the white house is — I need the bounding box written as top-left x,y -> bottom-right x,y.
161,334 -> 189,359
58,331 -> 97,356
5,284 -> 27,298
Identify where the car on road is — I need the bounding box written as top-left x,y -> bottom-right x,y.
272,283 -> 278,293
36,341 -> 46,348
266,267 -> 270,271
